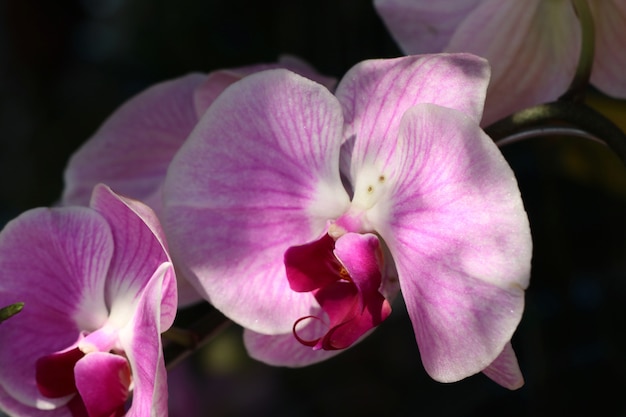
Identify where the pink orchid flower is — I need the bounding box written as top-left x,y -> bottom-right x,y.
374,0 -> 626,124
0,184 -> 177,417
162,54 -> 532,388
60,57 -> 334,306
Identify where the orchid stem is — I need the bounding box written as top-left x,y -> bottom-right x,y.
163,303 -> 232,370
162,327 -> 199,348
560,0 -> 595,103
485,101 -> 626,166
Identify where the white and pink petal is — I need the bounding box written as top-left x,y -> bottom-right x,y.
163,69 -> 350,334
335,54 -> 490,183
444,0 -> 580,124
0,207 -> 113,409
62,73 -> 206,211
377,104 -> 530,383
90,185 -> 176,330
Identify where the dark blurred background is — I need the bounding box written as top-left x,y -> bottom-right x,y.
1,1 -> 626,416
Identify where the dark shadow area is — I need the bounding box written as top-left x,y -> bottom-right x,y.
1,1 -> 626,416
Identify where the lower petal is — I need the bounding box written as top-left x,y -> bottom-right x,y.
243,322 -> 342,367
481,342 -> 524,390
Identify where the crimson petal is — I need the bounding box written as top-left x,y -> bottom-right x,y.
36,347 -> 84,399
285,234 -> 343,292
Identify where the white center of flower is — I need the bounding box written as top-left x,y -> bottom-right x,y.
351,165 -> 389,211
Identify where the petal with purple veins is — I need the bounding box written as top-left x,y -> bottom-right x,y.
163,69 -> 350,334
378,104 -> 530,383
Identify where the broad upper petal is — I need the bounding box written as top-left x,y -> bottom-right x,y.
377,104 -> 531,382
590,0 -> 626,98
0,207 -> 113,409
62,73 -> 205,212
163,69 -> 350,334
335,54 -> 490,182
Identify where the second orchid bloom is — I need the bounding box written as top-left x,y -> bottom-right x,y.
374,0 -> 626,124
161,54 -> 532,388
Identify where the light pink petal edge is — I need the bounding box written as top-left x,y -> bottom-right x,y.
62,73 -> 205,210
482,342 -> 524,389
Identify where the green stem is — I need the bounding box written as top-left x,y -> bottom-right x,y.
559,0 -> 595,103
485,101 -> 626,166
163,302 -> 232,369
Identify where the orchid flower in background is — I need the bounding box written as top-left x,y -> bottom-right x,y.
60,56 -> 335,306
0,184 -> 177,417
373,0 -> 626,125
61,56 -> 335,214
162,53 -> 532,389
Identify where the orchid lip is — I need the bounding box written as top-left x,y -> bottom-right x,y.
285,232 -> 392,351
36,344 -> 133,417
